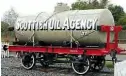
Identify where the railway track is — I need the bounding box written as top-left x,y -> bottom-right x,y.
1,57 -> 114,76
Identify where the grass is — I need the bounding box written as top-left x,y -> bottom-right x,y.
105,61 -> 114,68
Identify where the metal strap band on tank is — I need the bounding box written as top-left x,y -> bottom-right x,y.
69,10 -> 80,48
28,12 -> 62,46
68,30 -> 96,47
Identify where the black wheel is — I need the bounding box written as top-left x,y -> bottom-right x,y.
21,53 -> 35,70
71,55 -> 90,75
38,53 -> 49,67
90,56 -> 105,72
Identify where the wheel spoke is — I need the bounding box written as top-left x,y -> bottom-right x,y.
90,56 -> 105,71
21,53 -> 35,70
38,53 -> 49,67
72,56 -> 90,75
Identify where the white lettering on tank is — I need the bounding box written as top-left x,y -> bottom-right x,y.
20,22 -> 24,30
92,19 -> 98,30
15,21 -> 21,30
43,21 -> 48,30
63,18 -> 70,30
29,21 -> 33,30
15,17 -> 98,31
76,19 -> 81,30
81,19 -> 87,30
87,19 -> 92,30
48,19 -> 54,30
23,22 -> 28,30
39,22 -> 43,30
56,20 -> 61,30
70,20 -> 76,30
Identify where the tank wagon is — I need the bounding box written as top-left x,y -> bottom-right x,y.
6,9 -> 124,75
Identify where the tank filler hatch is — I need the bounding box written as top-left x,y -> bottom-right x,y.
54,3 -> 70,13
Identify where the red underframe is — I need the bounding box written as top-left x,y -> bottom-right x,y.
9,25 -> 123,56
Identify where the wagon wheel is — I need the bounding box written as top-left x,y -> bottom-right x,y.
72,56 -> 90,75
38,53 -> 49,67
21,53 -> 36,70
90,56 -> 105,72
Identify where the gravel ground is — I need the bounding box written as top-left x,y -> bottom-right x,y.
1,56 -> 114,76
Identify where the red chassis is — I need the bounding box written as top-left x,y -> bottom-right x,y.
9,25 -> 122,56
8,25 -> 123,75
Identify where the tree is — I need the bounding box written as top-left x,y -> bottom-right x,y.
71,0 -> 87,10
1,21 -> 9,38
108,4 -> 125,25
1,21 -> 9,33
118,14 -> 126,29
99,0 -> 109,8
71,0 -> 109,10
1,8 -> 17,40
2,8 -> 18,26
71,0 -> 125,25
1,21 -> 15,41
